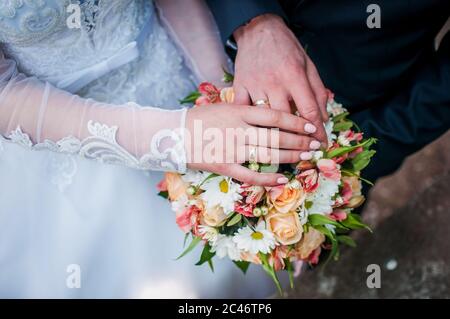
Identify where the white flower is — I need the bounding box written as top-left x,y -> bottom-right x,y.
232,222 -> 276,255
200,177 -> 242,215
327,99 -> 347,116
337,134 -> 351,146
211,234 -> 241,261
312,150 -> 324,161
324,120 -> 337,145
297,205 -> 309,225
306,174 -> 340,215
181,170 -> 209,186
171,194 -> 188,213
197,225 -> 219,245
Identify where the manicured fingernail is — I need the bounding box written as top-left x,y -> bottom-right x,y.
310,140 -> 321,149
300,152 -> 313,160
304,123 -> 317,133
277,177 -> 289,184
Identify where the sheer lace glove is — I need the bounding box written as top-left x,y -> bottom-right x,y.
156,0 -> 230,86
0,49 -> 188,172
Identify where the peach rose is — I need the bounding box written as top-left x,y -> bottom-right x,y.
293,228 -> 325,260
201,204 -> 228,227
266,209 -> 303,245
165,172 -> 188,201
267,184 -> 305,214
220,87 -> 235,103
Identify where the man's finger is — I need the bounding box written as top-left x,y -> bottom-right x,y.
290,76 -> 328,145
306,58 -> 329,122
233,84 -> 251,105
267,89 -> 291,113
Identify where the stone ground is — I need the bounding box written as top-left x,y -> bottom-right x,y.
284,131 -> 450,298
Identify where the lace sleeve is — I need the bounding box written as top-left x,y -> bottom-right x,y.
156,0 -> 231,86
0,49 -> 187,173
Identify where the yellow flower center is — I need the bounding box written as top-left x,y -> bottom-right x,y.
219,179 -> 229,193
251,231 -> 264,240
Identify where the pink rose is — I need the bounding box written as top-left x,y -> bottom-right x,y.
330,209 -> 347,221
297,169 -> 319,193
234,202 -> 254,217
269,246 -> 289,271
195,95 -> 211,106
176,204 -> 201,233
242,185 -> 265,205
197,82 -> 221,104
156,178 -> 167,192
308,247 -> 322,265
317,159 -> 341,181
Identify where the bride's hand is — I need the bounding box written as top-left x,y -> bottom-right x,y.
185,104 -> 322,186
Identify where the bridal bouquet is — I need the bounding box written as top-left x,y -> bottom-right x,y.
157,77 -> 376,292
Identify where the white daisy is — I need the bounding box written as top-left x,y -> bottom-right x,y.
181,170 -> 209,186
200,177 -> 242,215
197,225 -> 219,245
211,234 -> 241,261
306,174 -> 340,215
232,222 -> 276,255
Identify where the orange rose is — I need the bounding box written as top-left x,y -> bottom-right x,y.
265,209 -> 303,245
165,172 -> 188,201
267,184 -> 305,214
293,228 -> 325,260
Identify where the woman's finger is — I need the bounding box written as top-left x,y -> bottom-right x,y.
242,107 -> 317,135
223,164 -> 288,186
239,145 -> 302,164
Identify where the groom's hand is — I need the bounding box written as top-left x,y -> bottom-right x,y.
233,14 -> 328,146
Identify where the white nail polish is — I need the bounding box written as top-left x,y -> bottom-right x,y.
300,152 -> 313,160
310,140 -> 321,149
277,177 -> 289,184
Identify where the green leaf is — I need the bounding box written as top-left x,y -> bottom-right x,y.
333,120 -> 353,132
308,214 -> 348,230
176,235 -> 202,260
305,201 -> 313,210
259,253 -> 283,295
157,191 -> 168,199
259,163 -> 279,173
233,260 -> 250,274
179,91 -> 201,104
222,67 -> 235,83
326,138 -> 376,159
195,243 -> 215,272
331,112 -> 349,123
285,259 -> 294,289
227,213 -> 242,226
337,235 -> 357,247
341,213 -> 372,233
183,233 -> 189,247
352,149 -> 376,171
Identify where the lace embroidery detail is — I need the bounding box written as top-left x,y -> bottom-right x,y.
0,0 -> 23,19
6,120 -> 187,173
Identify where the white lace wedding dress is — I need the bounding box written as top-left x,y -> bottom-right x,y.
0,0 -> 277,298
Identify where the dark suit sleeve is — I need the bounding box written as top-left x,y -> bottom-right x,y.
350,33 -> 450,183
206,0 -> 286,44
